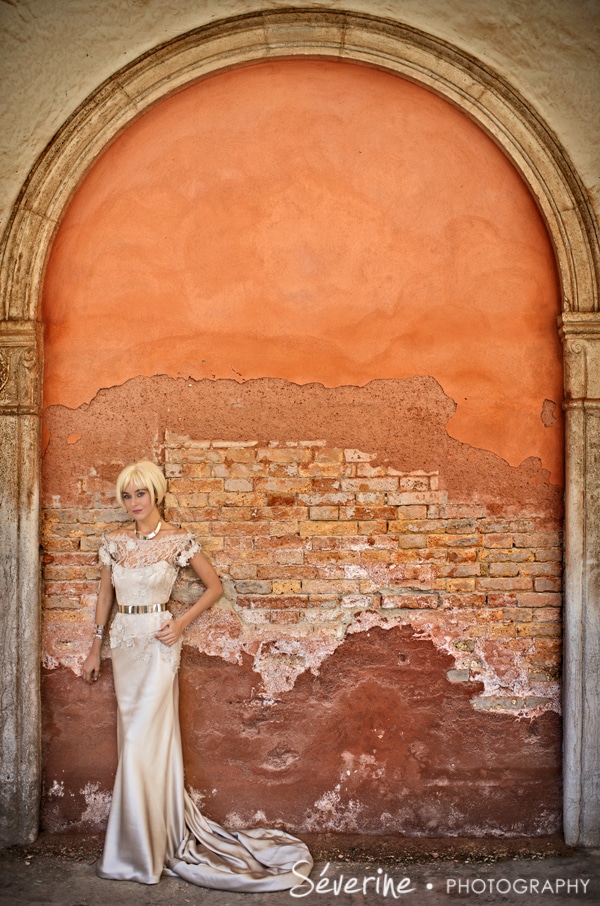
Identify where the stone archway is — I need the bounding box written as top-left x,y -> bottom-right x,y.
1,9 -> 598,846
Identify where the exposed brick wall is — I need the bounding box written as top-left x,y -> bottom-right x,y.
42,433 -> 562,715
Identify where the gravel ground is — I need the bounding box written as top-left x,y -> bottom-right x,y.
1,834 -> 598,906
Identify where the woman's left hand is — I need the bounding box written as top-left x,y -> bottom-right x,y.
155,618 -> 183,647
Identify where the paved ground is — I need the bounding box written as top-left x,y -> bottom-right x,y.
1,834 -> 598,906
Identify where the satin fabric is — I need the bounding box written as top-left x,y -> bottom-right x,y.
96,533 -> 313,890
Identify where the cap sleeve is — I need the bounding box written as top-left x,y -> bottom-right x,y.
98,535 -> 118,571
176,535 -> 200,567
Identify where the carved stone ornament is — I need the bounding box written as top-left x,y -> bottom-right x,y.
0,350 -> 8,394
0,323 -> 41,414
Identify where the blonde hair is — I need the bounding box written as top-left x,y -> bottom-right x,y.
115,461 -> 167,508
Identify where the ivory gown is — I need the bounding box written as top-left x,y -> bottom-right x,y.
95,532 -> 313,890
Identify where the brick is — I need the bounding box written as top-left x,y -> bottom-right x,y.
446,549 -> 478,562
274,550 -> 305,565
45,581 -> 98,596
340,535 -> 398,551
489,562 -> 520,577
534,607 -> 562,622
301,462 -> 351,478
340,506 -> 397,521
299,521 -> 358,536
341,594 -> 380,609
44,565 -> 100,581
355,464 -> 387,477
257,566 -> 315,580
256,478 -> 311,494
516,622 -> 561,638
213,507 -> 259,522
272,580 -> 302,594
513,533 -> 562,548
306,550 -> 361,565
265,494 -> 295,507
197,537 -> 224,552
43,596 -> 82,610
222,536 -> 254,551
483,534 -> 514,548
301,579 -> 359,595
394,506 -> 428,519
534,578 -> 562,593
234,579 -> 272,595
390,491 -> 444,506
314,448 -> 344,463
446,669 -> 471,684
255,536 -> 312,550
169,478 -> 224,492
341,478 -> 398,493
309,506 -> 340,520
237,595 -> 306,610
270,611 -> 301,624
438,564 -> 480,578
535,548 -> 563,562
208,492 -> 267,507
381,593 -> 439,609
185,463 -> 214,478
224,478 -> 254,492
486,593 -> 519,608
446,578 -> 476,592
476,577 -> 533,591
210,521 -> 270,536
440,593 -> 487,609
212,440 -> 258,449
485,623 -> 517,638
399,476 -> 430,491
520,562 -> 562,577
517,592 -> 561,608
478,549 -> 533,563
306,595 -> 339,607
229,564 -> 258,580
355,493 -> 387,505
170,493 -> 210,507
240,610 -> 271,625
344,449 -> 376,462
304,609 -> 344,623
178,522 -> 211,536
268,521 -> 299,537
393,533 -> 426,549
257,447 -> 311,463
165,507 -> 220,523
428,534 -> 482,548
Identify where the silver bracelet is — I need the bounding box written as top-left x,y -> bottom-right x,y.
94,624 -> 106,640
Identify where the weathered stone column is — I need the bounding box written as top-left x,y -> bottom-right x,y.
0,319 -> 42,844
561,312 -> 600,847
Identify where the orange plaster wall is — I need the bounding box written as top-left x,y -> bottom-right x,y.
42,59 -> 562,481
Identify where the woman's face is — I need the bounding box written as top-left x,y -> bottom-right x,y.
122,483 -> 156,523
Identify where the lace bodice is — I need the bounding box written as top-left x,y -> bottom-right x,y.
100,532 -> 199,608
99,532 -> 199,572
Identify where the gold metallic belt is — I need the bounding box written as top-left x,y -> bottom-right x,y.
117,603 -> 168,614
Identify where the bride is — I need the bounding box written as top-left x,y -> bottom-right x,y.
81,460 -> 312,890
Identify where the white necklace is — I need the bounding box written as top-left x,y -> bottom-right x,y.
135,520 -> 162,541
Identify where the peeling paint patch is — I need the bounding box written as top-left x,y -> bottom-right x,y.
42,425 -> 562,717
80,782 -> 111,826
47,779 -> 64,798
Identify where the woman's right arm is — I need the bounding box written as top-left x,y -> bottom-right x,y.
81,565 -> 115,684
